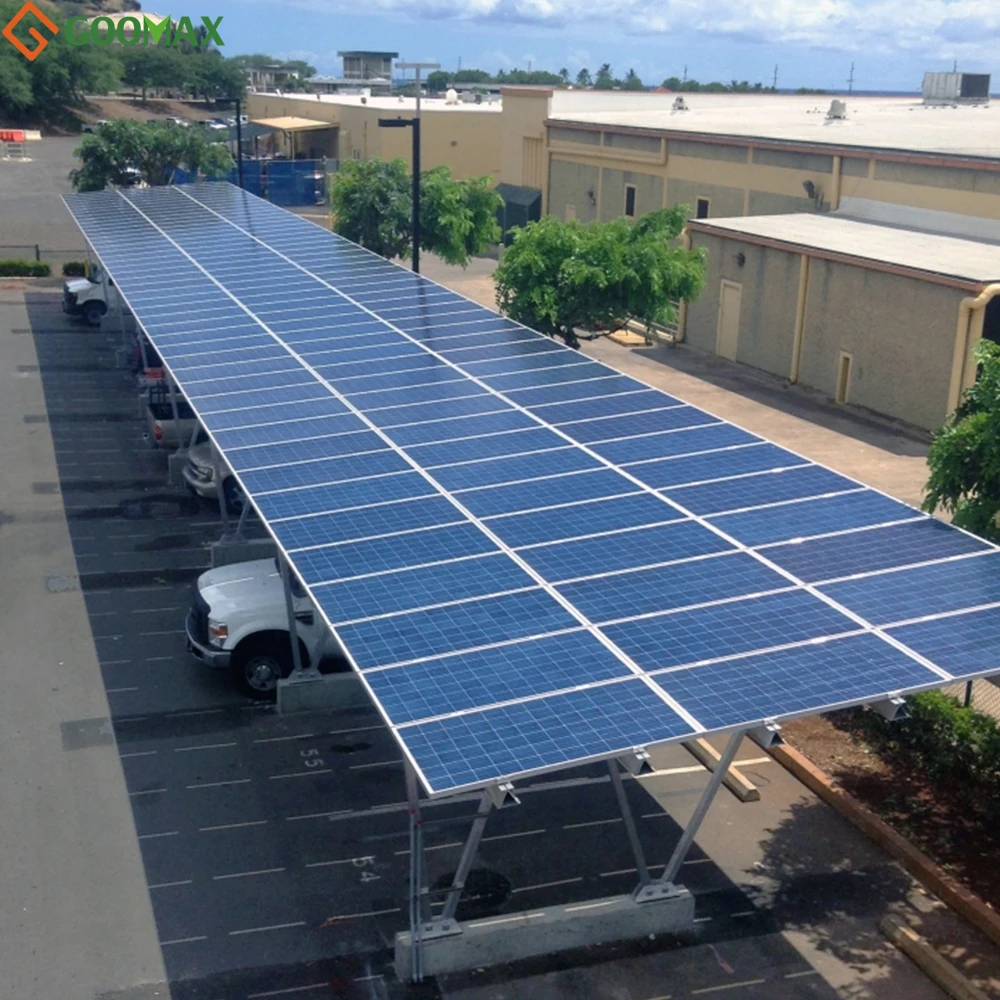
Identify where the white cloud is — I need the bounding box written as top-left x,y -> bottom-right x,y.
272,0 -> 1000,59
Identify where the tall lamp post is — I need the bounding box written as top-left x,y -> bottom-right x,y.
377,60 -> 439,274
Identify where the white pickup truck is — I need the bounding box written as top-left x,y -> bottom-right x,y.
186,557 -> 349,698
62,265 -> 113,326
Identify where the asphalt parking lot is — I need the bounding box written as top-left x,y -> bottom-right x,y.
1,284 -> 951,1000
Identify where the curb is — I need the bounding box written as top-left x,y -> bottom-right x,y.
769,743 -> 1000,949
880,915 -> 991,1000
683,739 -> 760,802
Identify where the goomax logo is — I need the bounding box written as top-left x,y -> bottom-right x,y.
65,14 -> 224,47
1,4 -> 223,58
2,2 -> 58,61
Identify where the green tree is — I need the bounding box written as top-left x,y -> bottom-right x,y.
594,63 -> 614,89
454,69 -> 492,84
576,67 -> 592,87
121,46 -> 185,102
494,206 -> 707,349
427,70 -> 452,92
622,68 -> 644,90
329,158 -> 412,259
559,67 -> 569,84
329,158 -> 502,267
70,120 -> 233,191
0,48 -> 33,115
662,76 -> 683,90
188,52 -> 246,102
924,339 -> 1000,542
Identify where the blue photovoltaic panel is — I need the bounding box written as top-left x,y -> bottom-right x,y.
365,630 -> 633,724
63,182 -> 1000,797
606,589 -> 858,671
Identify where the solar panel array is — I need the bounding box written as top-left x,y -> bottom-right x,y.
64,183 -> 1000,796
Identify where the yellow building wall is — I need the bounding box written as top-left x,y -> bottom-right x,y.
245,94 -> 503,180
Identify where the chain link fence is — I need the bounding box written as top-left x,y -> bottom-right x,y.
0,245 -> 88,270
940,678 -> 1000,723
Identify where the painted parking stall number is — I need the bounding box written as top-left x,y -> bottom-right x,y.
301,748 -> 325,768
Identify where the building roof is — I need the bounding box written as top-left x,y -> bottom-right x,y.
546,92 -> 1000,162
253,92 -> 501,113
251,116 -> 334,132
688,213 -> 1000,287
337,50 -> 398,58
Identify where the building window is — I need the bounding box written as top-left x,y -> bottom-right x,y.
624,185 -> 637,218
696,198 -> 710,219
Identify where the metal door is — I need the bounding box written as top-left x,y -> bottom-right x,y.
717,280 -> 742,361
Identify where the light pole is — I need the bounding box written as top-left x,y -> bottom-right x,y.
378,60 -> 439,274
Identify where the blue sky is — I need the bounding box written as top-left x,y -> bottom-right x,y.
168,0 -> 998,92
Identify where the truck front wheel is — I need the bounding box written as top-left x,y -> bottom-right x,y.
83,301 -> 106,327
232,636 -> 292,699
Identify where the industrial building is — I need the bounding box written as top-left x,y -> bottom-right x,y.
246,82 -> 1000,429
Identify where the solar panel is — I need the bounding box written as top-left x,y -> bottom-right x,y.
63,183 -> 1000,796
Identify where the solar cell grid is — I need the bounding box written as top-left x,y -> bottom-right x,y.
63,182 -> 1000,797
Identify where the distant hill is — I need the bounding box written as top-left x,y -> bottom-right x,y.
48,0 -> 142,14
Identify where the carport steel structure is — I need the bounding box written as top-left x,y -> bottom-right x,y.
63,182 -> 1000,978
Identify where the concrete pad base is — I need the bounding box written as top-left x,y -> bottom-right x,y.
277,670 -> 369,714
167,450 -> 189,486
394,886 -> 695,978
209,537 -> 276,568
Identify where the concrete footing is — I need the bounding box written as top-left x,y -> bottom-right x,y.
277,670 -> 369,714
395,887 -> 695,978
209,537 -> 276,568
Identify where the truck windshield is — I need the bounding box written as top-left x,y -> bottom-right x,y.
89,265 -> 104,284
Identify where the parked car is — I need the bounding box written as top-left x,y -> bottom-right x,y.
164,116 -> 189,127
202,119 -> 229,131
183,440 -> 245,512
145,382 -> 201,449
81,119 -> 110,133
186,557 -> 348,697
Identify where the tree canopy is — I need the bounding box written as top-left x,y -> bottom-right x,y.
662,75 -> 776,93
494,206 -> 707,349
328,158 -> 502,267
924,339 -> 1000,543
594,63 -> 615,89
70,120 -> 233,191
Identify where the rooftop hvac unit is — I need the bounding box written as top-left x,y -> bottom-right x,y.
445,88 -> 459,104
922,71 -> 991,105
826,99 -> 847,119
672,96 -> 689,111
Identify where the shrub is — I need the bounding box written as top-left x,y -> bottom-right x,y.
0,260 -> 51,277
62,261 -> 87,277
859,690 -> 1000,819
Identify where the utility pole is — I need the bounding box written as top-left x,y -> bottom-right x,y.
953,60 -> 958,72
682,64 -> 687,82
772,64 -> 778,90
384,60 -> 440,274
847,61 -> 855,94
458,55 -> 462,71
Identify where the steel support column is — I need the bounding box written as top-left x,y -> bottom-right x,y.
636,731 -> 745,902
211,444 -> 230,533
441,790 -> 492,921
607,760 -> 651,891
405,762 -> 428,982
278,553 -> 306,676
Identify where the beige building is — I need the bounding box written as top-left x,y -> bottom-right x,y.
683,214 -> 1000,430
246,92 -> 503,177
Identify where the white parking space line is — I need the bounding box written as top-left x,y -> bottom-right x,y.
329,724 -> 384,736
481,828 -> 546,843
348,759 -> 401,770
130,787 -> 166,796
270,769 -> 333,780
512,876 -> 583,893
321,907 -> 401,924
563,818 -> 621,830
394,841 -> 464,856
174,742 -> 238,753
229,921 -> 307,936
185,778 -> 252,790
199,820 -> 269,832
691,978 -> 766,994
247,985 -> 329,998
784,970 -> 820,979
101,658 -> 132,665
253,733 -> 316,744
149,880 -> 193,889
213,867 -> 286,880
107,686 -> 140,694
120,750 -> 158,759
138,830 -> 179,840
161,935 -> 208,946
